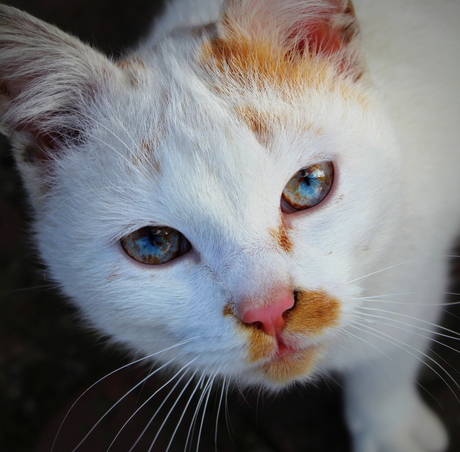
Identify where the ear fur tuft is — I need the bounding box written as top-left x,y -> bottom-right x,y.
0,5 -> 119,163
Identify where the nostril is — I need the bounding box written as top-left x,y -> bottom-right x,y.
251,321 -> 264,330
240,291 -> 295,337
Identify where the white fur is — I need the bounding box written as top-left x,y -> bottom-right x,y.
1,1 -> 459,451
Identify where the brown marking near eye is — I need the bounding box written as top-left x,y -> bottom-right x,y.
285,290 -> 340,335
269,226 -> 293,253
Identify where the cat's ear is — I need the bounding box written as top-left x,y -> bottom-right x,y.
215,0 -> 363,79
0,6 -> 122,197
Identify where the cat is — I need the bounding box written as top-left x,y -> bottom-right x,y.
1,0 -> 460,451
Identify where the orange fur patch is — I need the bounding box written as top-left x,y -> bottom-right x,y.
201,34 -> 334,89
261,347 -> 319,384
246,326 -> 276,362
200,7 -> 368,103
269,226 -> 293,253
286,290 -> 340,335
223,289 -> 339,370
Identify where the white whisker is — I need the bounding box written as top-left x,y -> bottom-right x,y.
129,357 -> 198,452
214,375 -> 227,452
357,310 -> 460,345
184,373 -> 210,452
51,339 -> 192,452
348,260 -> 416,284
350,321 -> 460,404
106,358 -> 193,451
150,369 -> 201,452
359,306 -> 460,339
195,372 -> 219,452
356,313 -> 460,377
70,357 -> 177,452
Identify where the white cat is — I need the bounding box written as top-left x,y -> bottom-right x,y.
1,0 -> 459,451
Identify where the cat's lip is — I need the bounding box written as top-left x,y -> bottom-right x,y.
275,336 -> 299,358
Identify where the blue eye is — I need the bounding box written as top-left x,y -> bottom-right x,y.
282,162 -> 334,212
121,226 -> 191,265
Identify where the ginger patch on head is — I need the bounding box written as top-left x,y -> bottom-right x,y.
201,33 -> 333,90
286,290 -> 340,335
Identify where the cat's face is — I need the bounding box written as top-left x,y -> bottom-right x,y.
1,1 -> 401,388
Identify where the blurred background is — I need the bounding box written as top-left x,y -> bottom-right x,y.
1,1 -> 460,451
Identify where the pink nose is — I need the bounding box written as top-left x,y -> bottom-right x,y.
241,291 -> 295,337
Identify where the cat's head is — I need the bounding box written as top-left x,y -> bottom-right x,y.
0,1 -> 401,388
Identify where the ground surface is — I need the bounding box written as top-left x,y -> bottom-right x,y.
1,1 -> 460,451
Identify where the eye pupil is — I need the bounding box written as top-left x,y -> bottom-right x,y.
302,171 -> 311,186
282,162 -> 334,212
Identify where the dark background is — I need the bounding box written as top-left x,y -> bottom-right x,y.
1,1 -> 460,451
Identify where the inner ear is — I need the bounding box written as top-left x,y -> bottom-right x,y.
217,0 -> 363,77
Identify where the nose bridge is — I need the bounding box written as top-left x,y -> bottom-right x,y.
219,244 -> 291,304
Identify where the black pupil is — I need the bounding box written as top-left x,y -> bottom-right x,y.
301,170 -> 311,186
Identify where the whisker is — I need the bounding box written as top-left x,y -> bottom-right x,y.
358,306 -> 460,339
350,321 -> 460,404
214,375 -> 227,452
350,253 -> 460,286
128,359 -> 197,452
184,374 -> 209,452
354,291 -> 419,300
357,294 -> 460,307
195,372 -> 219,452
0,283 -> 57,295
348,260 -> 416,284
357,310 -> 460,345
356,313 -> 460,377
348,322 -> 446,409
150,368 -> 201,452
340,328 -> 393,361
106,358 -> 193,451
70,357 -> 178,452
51,339 -> 192,452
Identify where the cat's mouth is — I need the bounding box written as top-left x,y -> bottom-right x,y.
245,330 -> 321,384
259,338 -> 320,384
